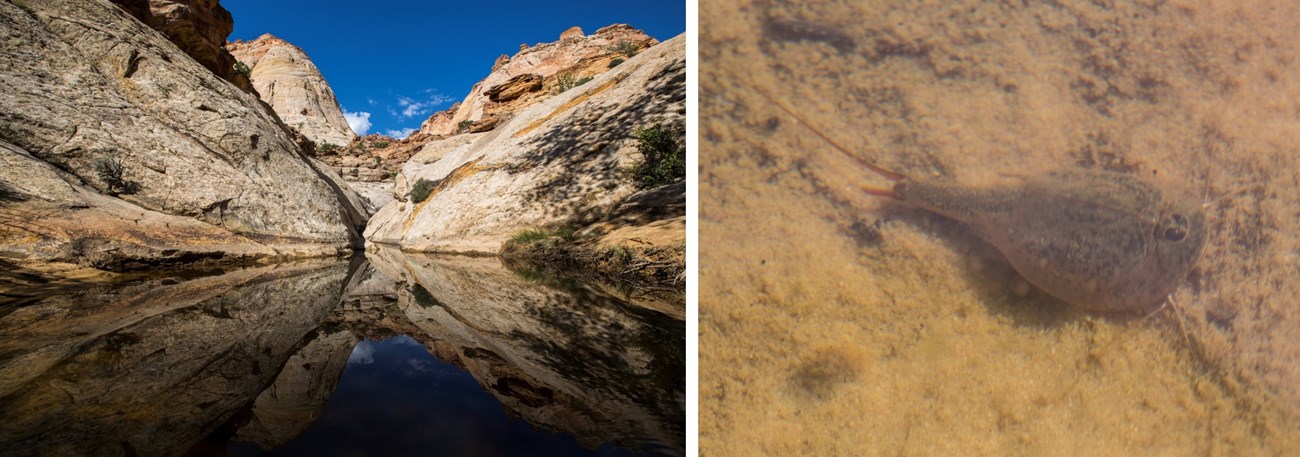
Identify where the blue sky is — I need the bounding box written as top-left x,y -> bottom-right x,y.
224,0 -> 686,139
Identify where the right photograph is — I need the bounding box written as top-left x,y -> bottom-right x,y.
699,1 -> 1300,455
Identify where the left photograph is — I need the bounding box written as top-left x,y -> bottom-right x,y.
0,0 -> 686,455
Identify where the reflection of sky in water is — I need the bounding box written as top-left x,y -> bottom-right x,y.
229,335 -> 640,457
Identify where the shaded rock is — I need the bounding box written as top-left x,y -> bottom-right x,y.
228,34 -> 357,147
109,0 -> 254,92
366,34 -> 685,253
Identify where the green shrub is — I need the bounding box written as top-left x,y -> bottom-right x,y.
511,229 -> 551,244
350,168 -> 359,177
409,178 -> 435,203
456,120 -> 474,133
509,226 -> 578,244
629,124 -> 686,189
318,142 -> 340,154
608,58 -> 624,68
610,40 -> 639,58
93,158 -> 139,195
234,60 -> 251,77
555,72 -> 579,93
373,156 -> 382,165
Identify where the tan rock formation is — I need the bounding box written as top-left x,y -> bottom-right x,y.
484,74 -> 543,103
418,24 -> 659,136
0,0 -> 367,277
418,103 -> 459,136
228,34 -> 357,147
109,0 -> 254,92
365,34 -> 685,253
559,26 -> 585,41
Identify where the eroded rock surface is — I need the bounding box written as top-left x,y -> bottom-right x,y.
419,24 -> 658,136
0,0 -> 368,278
228,34 -> 358,147
366,34 -> 685,253
109,0 -> 255,92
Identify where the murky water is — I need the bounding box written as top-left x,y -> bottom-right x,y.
701,0 -> 1300,455
0,247 -> 684,456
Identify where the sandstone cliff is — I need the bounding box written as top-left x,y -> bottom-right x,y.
419,24 -> 659,136
109,0 -> 255,92
364,33 -> 685,254
228,34 -> 358,147
0,0 -> 368,279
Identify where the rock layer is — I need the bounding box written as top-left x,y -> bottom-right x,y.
109,0 -> 255,92
228,34 -> 357,147
0,0 -> 368,276
366,34 -> 685,253
419,24 -> 658,136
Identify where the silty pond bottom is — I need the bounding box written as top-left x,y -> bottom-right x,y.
0,246 -> 684,456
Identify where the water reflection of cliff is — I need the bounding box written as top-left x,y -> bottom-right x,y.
0,249 -> 684,456
365,245 -> 686,455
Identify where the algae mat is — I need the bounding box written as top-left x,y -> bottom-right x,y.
700,1 -> 1300,455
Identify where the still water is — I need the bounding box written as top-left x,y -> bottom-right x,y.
0,246 -> 684,456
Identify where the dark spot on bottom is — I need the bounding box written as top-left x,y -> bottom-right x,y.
762,18 -> 856,53
791,349 -> 858,400
845,219 -> 884,248
765,116 -> 781,131
1205,304 -> 1236,332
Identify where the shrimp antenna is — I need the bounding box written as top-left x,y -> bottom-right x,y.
755,91 -> 905,182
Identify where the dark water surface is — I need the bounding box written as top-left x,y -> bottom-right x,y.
0,247 -> 684,457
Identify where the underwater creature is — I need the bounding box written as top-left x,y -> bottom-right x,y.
765,96 -> 1207,313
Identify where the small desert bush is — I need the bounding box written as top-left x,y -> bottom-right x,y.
409,178 -> 435,203
555,72 -> 592,93
234,60 -> 251,77
318,142 -> 340,154
93,158 -> 139,195
456,120 -> 474,133
610,40 -> 639,58
629,124 -> 685,188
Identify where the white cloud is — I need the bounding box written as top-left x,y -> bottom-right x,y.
347,341 -> 375,365
391,91 -> 456,119
343,109 -> 371,136
384,128 -> 417,139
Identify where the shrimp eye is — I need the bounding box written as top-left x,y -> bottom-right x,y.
1163,226 -> 1187,241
